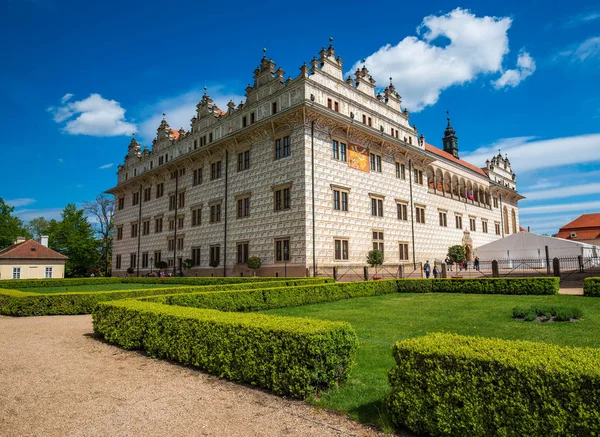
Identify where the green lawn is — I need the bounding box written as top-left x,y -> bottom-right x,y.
15,283 -> 184,294
261,293 -> 600,429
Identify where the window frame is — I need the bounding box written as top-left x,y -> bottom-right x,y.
334,238 -> 349,261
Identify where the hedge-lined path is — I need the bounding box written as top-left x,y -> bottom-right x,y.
0,315 -> 390,437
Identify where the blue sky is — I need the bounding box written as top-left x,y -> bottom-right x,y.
1,0 -> 599,234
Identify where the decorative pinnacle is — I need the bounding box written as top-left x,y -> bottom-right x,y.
263,47 -> 267,57
329,36 -> 333,43
162,112 -> 166,120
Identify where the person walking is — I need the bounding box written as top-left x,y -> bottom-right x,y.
433,265 -> 439,279
424,260 -> 431,279
445,257 -> 452,272
474,257 -> 480,271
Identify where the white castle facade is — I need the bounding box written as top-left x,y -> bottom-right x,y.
108,44 -> 523,277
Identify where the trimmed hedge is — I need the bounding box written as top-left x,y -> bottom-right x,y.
0,279 -> 332,316
0,276 -> 314,290
93,299 -> 358,398
145,280 -> 400,311
388,333 -> 600,436
584,277 -> 600,297
398,277 -> 559,295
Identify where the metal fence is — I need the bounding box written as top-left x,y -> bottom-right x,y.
317,257 -> 600,283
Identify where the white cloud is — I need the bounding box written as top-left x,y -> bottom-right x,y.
5,198 -> 36,208
347,8 -> 516,111
462,133 -> 600,173
520,200 -> 600,215
572,37 -> 600,62
99,163 -> 114,169
138,86 -> 244,143
566,11 -> 600,27
57,158 -> 64,163
522,182 -> 600,201
524,178 -> 561,191
48,93 -> 137,137
555,37 -> 600,63
13,208 -> 64,223
492,51 -> 536,89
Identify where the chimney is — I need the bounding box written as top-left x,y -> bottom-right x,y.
40,236 -> 49,247
15,237 -> 26,244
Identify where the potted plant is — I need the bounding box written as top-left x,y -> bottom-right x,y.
247,256 -> 262,276
447,245 -> 466,278
367,249 -> 384,280
182,259 -> 194,276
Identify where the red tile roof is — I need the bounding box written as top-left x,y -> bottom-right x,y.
556,214 -> 600,240
425,143 -> 488,177
519,226 -> 528,232
0,240 -> 68,260
559,213 -> 600,230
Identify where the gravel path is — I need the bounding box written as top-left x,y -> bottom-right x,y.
0,315 -> 386,437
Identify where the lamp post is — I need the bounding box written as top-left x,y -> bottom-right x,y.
150,257 -> 154,276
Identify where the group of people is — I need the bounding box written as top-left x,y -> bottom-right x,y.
424,256 -> 480,279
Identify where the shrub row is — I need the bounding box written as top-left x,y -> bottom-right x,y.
397,277 -> 559,295
144,277 -> 557,313
93,299 -> 358,398
512,306 -> 582,321
387,333 -> 600,436
584,277 -> 600,297
146,280 -> 400,311
0,279 -> 331,316
0,276 -> 313,290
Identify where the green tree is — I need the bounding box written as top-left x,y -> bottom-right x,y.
447,245 -> 466,264
46,204 -> 100,277
182,258 -> 194,276
0,198 -> 31,249
25,216 -> 50,240
367,249 -> 384,277
247,256 -> 262,276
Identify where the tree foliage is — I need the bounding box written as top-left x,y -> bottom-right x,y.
447,245 -> 466,264
247,256 -> 262,271
26,216 -> 50,240
46,204 -> 100,277
367,250 -> 384,268
0,198 -> 31,249
182,259 -> 194,275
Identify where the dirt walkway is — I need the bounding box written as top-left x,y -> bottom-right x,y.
0,315 -> 385,437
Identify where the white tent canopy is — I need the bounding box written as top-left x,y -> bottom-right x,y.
474,232 -> 600,261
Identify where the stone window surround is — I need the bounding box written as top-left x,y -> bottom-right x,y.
333,237 -> 350,261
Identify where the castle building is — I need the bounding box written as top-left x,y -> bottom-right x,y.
107,44 -> 523,277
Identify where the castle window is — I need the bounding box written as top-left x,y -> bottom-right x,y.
274,135 -> 291,159
191,207 -> 201,227
368,117 -> 372,127
210,245 -> 221,266
156,183 -> 164,198
209,132 -> 213,143
482,221 -> 488,233
211,161 -> 222,180
130,253 -> 137,270
210,202 -> 222,223
495,222 -> 501,235
362,114 -> 366,124
237,242 -> 249,264
118,197 -> 124,211
115,255 -> 121,270
236,195 -> 251,218
395,162 -> 406,179
334,239 -> 349,261
130,222 -> 138,238
238,150 -> 250,171
415,206 -> 425,224
193,168 -> 203,186
154,251 -> 161,265
169,194 -> 176,211
370,153 -> 382,172
399,243 -> 409,261
142,220 -> 150,236
371,197 -> 384,217
116,226 -> 123,241
142,253 -> 149,269
332,140 -> 347,161
372,231 -> 384,253
327,98 -> 332,109
155,217 -> 163,233
334,101 -> 339,112
333,189 -> 348,211
455,215 -> 463,230
191,247 -> 201,266
413,169 -> 423,185
274,187 -> 291,211
178,192 -> 185,208
250,112 -> 255,124
242,116 -> 247,128
143,187 -> 151,202
274,239 -> 290,262
177,215 -> 184,229
272,101 -> 277,114
397,202 -> 408,221
132,192 -> 139,206
439,211 -> 447,227
470,217 -> 477,232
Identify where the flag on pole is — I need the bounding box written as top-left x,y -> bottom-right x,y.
467,192 -> 474,200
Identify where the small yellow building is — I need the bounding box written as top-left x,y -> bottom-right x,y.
0,237 -> 67,280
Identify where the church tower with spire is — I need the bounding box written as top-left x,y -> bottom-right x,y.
442,114 -> 459,158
